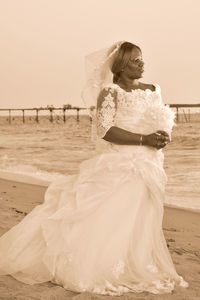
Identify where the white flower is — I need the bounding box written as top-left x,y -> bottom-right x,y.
147,263 -> 158,273
112,259 -> 125,278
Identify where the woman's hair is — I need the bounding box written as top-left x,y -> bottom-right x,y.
111,42 -> 141,83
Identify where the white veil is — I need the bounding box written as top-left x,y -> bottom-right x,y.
81,41 -> 125,143
81,41 -> 125,113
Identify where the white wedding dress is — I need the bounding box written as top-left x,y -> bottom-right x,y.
0,83 -> 188,296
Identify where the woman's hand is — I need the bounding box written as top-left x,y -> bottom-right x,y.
143,130 -> 170,149
103,126 -> 170,148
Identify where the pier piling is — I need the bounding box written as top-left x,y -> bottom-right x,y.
22,109 -> 25,123
76,108 -> 80,122
9,109 -> 11,124
63,108 -> 66,123
35,109 -> 39,123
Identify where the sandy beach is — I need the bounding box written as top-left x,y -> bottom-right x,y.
0,178 -> 200,300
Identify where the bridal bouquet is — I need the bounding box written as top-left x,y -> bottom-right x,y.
143,98 -> 176,136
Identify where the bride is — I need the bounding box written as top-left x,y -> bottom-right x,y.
0,41 -> 188,296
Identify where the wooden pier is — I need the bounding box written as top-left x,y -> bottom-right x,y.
169,104 -> 200,122
0,107 -> 88,124
0,104 -> 199,124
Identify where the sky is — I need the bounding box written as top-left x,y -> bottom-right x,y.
0,0 -> 200,109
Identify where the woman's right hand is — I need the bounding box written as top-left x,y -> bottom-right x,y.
143,130 -> 170,149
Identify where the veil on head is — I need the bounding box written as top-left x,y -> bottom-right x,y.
81,41 -> 125,115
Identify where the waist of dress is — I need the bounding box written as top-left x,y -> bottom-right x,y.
112,144 -> 162,159
96,140 -> 164,165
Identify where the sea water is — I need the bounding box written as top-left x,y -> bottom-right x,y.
0,115 -> 199,212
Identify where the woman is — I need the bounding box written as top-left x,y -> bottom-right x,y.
0,41 -> 188,296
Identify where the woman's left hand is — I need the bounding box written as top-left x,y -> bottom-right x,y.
155,130 -> 170,150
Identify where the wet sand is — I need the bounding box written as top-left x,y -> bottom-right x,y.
0,178 -> 199,300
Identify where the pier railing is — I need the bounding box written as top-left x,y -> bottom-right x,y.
169,104 -> 200,122
0,107 -> 88,124
0,104 -> 200,124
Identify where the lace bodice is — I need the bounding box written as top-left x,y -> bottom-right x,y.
96,83 -> 175,140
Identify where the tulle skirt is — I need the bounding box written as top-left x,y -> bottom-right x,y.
0,147 -> 188,295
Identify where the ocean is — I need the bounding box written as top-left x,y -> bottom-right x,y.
0,115 -> 199,212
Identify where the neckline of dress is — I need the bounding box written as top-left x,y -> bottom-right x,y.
108,83 -> 159,94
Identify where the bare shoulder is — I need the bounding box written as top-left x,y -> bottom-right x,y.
140,82 -> 156,92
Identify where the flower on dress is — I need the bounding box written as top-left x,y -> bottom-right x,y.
146,263 -> 158,273
112,259 -> 125,278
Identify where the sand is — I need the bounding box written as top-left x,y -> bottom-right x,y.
0,178 -> 199,300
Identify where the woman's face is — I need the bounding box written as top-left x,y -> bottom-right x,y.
123,48 -> 144,79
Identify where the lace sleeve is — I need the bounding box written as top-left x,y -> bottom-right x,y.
96,87 -> 117,138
